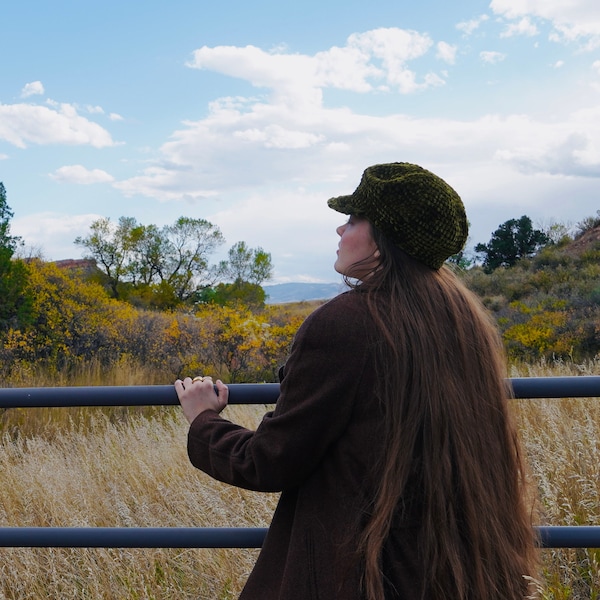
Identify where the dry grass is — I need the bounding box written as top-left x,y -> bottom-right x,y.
1,358 -> 599,598
0,379 -> 277,598
510,357 -> 600,599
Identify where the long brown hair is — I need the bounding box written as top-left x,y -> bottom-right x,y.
350,226 -> 539,599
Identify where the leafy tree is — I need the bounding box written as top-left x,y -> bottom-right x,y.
446,249 -> 473,270
0,182 -> 22,253
212,281 -> 267,307
160,217 -> 225,301
193,304 -> 301,382
75,215 -> 225,303
128,223 -> 168,285
74,216 -> 139,299
475,215 -> 549,273
199,241 -> 273,307
219,241 -> 273,286
575,210 -> 600,238
0,259 -> 126,370
0,182 -> 31,330
540,220 -> 574,246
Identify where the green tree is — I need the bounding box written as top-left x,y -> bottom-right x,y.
0,182 -> 31,330
475,215 -> 549,273
544,221 -> 573,246
0,182 -> 21,253
128,223 -> 168,285
74,216 -> 139,299
75,216 -> 225,303
575,210 -> 600,237
203,241 -> 273,308
220,241 -> 273,285
212,281 -> 267,308
159,217 -> 225,301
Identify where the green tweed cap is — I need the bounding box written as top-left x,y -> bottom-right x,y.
327,162 -> 468,269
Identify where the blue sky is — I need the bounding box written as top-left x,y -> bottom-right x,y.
1,0 -> 599,283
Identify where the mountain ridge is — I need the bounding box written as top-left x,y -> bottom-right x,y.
264,282 -> 344,304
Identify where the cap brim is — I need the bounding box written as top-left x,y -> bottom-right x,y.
327,194 -> 355,214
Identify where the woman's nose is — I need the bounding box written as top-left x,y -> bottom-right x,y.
336,224 -> 345,236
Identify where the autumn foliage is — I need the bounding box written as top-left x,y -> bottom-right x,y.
0,230 -> 598,384
464,224 -> 600,362
0,185 -> 599,381
0,258 -> 310,385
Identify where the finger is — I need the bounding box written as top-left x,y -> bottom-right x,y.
215,380 -> 229,404
174,379 -> 186,399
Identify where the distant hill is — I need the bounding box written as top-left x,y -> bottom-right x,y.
264,282 -> 344,304
53,258 -> 97,275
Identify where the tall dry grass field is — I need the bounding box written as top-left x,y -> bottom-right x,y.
0,358 -> 599,598
0,364 -> 278,599
510,358 -> 600,599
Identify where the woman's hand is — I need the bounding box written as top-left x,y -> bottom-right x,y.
174,376 -> 229,424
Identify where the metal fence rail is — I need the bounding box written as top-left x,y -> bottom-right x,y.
0,526 -> 598,549
1,376 -> 600,550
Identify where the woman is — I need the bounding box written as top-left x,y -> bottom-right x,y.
175,162 -> 539,599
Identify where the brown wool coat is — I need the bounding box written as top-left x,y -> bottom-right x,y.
187,291 -> 425,599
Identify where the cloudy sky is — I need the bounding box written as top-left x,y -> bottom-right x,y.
1,0 -> 599,283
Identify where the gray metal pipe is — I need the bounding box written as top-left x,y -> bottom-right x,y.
1,377 -> 599,408
0,526 -> 597,548
0,383 -> 279,408
1,376 -> 600,552
0,527 -> 268,548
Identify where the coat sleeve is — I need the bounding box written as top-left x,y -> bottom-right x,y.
187,293 -> 373,492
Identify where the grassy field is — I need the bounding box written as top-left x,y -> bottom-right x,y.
0,358 -> 599,599
510,358 -> 600,599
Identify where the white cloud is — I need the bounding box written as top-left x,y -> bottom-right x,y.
85,105 -> 105,114
234,125 -> 324,149
114,164 -> 221,201
345,29 -> 436,93
82,106 -> 123,121
591,60 -> 600,91
107,32 -> 600,280
21,81 -> 45,98
436,41 -> 457,64
117,31 -> 456,202
114,87 -> 600,203
187,27 -> 445,106
0,153 -> 8,160
11,212 -> 103,261
0,102 -> 116,148
491,0 -> 600,49
208,187 -> 342,283
496,132 -> 600,177
490,105 -> 600,177
456,14 -> 490,36
50,165 -> 115,184
480,51 -> 507,64
14,103 -> 600,279
553,60 -> 565,68
500,17 -> 539,38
